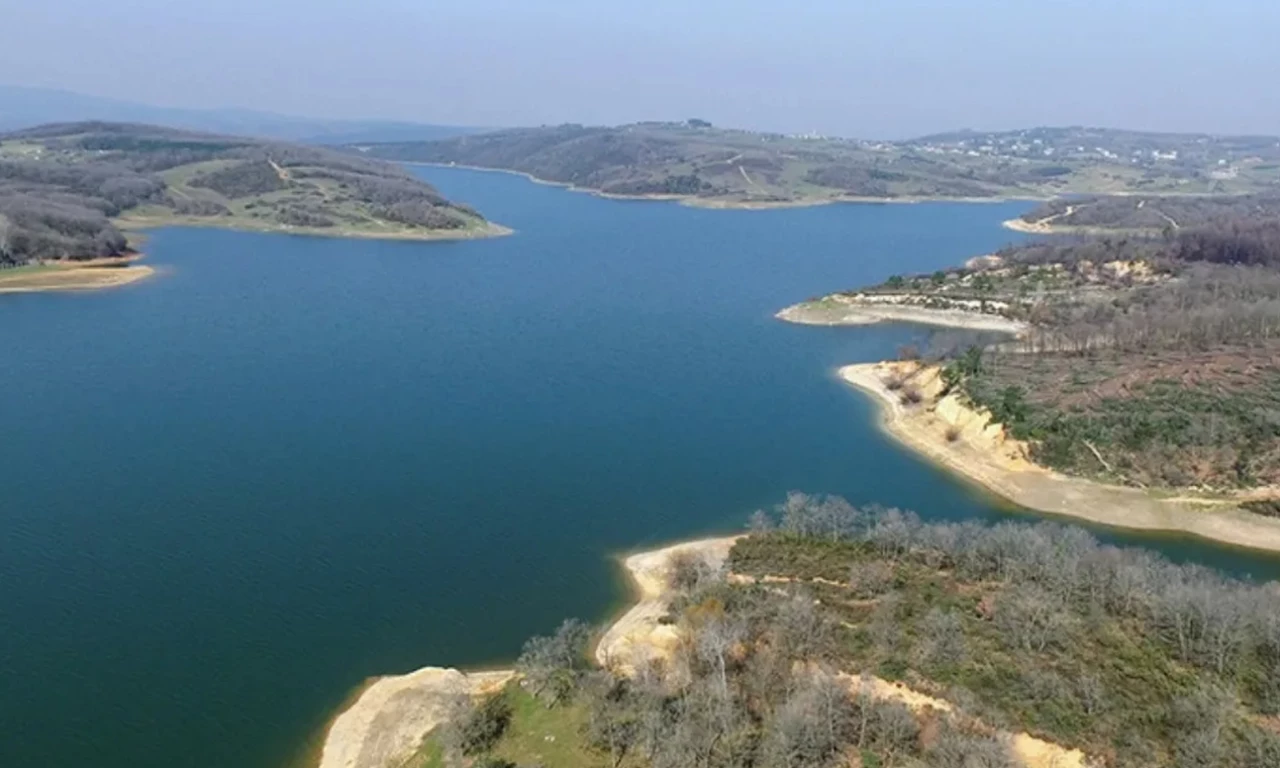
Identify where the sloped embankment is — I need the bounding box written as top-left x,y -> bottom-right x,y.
841,361 -> 1280,551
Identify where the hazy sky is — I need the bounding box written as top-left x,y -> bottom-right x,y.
4,0 -> 1279,138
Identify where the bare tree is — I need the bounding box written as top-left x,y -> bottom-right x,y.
927,723 -> 1018,768
1169,686 -> 1232,768
771,590 -> 831,660
581,671 -> 640,768
670,550 -> 724,594
868,593 -> 905,651
1077,674 -> 1106,716
0,213 -> 11,261
777,491 -> 860,540
515,618 -> 592,705
747,508 -> 774,533
865,698 -> 920,765
760,671 -> 856,768
995,584 -> 1070,653
919,608 -> 967,668
848,560 -> 895,599
696,613 -> 746,705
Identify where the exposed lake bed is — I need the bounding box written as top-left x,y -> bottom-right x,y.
4,166 -> 1280,768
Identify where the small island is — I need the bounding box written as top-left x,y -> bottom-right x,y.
0,122 -> 508,293
780,204 -> 1280,546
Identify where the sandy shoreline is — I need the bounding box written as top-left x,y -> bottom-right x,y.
1,212 -> 512,297
1002,216 -> 1063,235
115,214 -> 513,241
316,667 -> 515,768
0,256 -> 157,294
314,531 -> 1087,768
841,361 -> 1280,553
313,536 -> 740,768
1001,217 -> 1155,237
776,299 -> 1028,335
595,536 -> 742,673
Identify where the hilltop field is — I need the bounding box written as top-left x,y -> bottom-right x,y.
361,122 -> 1280,207
0,122 -> 504,284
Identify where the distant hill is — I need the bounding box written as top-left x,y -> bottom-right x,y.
1015,191 -> 1280,234
0,85 -> 484,144
0,121 -> 500,264
362,121 -> 1280,207
903,125 -> 1280,167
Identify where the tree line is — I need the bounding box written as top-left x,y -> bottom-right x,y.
980,220 -> 1280,355
441,497 -> 1280,768
758,493 -> 1280,705
1019,261 -> 1280,355
745,495 -> 1280,766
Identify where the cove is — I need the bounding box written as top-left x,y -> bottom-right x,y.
1,166 -> 1276,768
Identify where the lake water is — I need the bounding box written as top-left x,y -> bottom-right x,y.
2,166 -> 1278,768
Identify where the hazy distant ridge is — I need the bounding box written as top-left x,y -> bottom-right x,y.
364,121 -> 1280,206
0,85 -> 484,144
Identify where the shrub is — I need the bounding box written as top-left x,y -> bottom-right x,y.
189,161 -> 287,198
379,200 -> 467,229
276,207 -> 335,228
1243,499 -> 1280,518
170,198 -> 229,217
458,692 -> 513,756
849,560 -> 895,598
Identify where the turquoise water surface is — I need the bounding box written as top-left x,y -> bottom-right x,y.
2,167 -> 1277,768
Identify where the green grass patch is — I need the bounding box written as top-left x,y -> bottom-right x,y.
414,733 -> 446,768
0,263 -> 59,277
488,685 -> 604,768
407,685 -> 603,768
729,534 -> 871,581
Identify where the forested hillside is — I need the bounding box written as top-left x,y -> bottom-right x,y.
0,122 -> 495,265
426,499 -> 1280,768
816,219 -> 1280,493
362,122 -> 1280,207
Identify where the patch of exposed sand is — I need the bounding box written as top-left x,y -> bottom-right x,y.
842,361 -> 1280,552
1003,217 -> 1057,234
1009,733 -> 1089,768
595,536 -> 743,674
0,259 -> 156,294
965,253 -> 1004,270
315,538 -> 740,768
607,540 -> 1088,768
841,674 -> 1085,767
1003,204 -> 1082,235
317,667 -> 514,768
776,297 -> 1028,334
